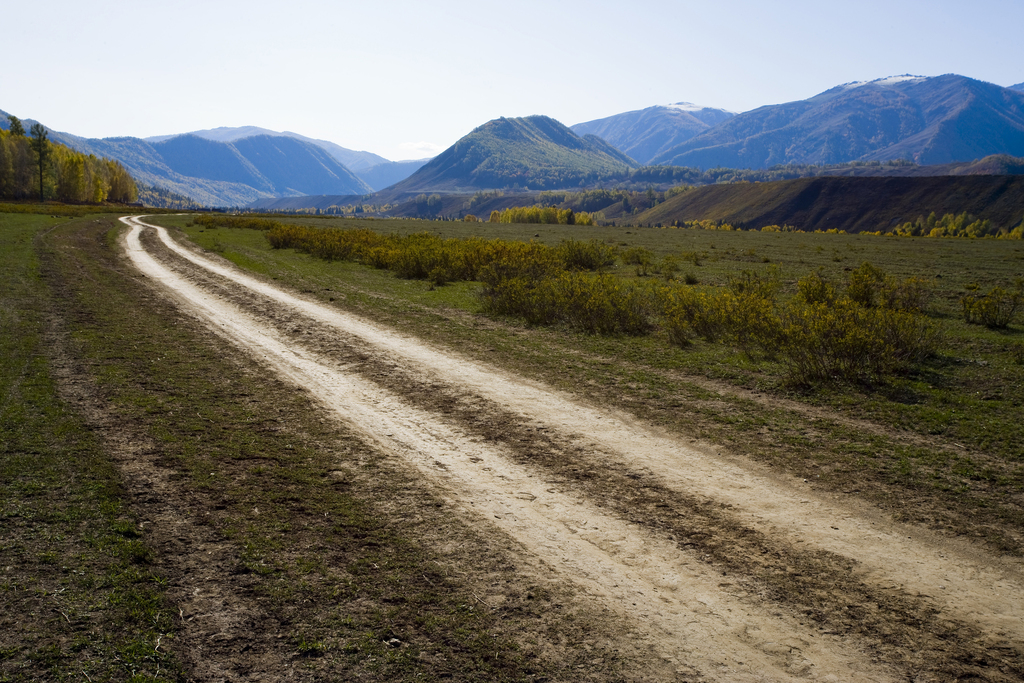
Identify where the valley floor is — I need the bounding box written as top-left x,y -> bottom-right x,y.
3,212 -> 1022,681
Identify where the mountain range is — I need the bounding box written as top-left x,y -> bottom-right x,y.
0,114 -> 433,204
5,73 -> 1024,208
145,126 -> 389,170
645,75 -> 1024,168
143,126 -> 432,193
387,75 -> 1024,197
46,131 -> 372,206
571,103 -> 735,165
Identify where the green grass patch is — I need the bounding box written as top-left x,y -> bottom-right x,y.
0,211 -> 182,681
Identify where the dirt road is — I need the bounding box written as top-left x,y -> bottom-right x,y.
121,216 -> 1024,681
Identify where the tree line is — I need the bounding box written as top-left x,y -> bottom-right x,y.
1,115 -> 137,203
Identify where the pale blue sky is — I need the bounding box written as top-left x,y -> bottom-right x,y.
6,0 -> 1022,160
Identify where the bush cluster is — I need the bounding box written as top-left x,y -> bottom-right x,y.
662,265 -> 939,384
480,270 -> 655,335
249,220 -> 944,384
190,214 -> 281,231
844,262 -> 930,312
265,223 -> 622,288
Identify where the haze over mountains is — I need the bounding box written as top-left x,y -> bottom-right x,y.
144,125 -> 433,191
46,131 -> 373,206
145,126 -> 389,171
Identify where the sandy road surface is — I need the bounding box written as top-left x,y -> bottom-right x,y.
122,216 -> 1023,681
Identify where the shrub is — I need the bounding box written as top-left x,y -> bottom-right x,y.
880,276 -> 930,312
661,287 -> 778,349
556,239 -> 617,271
621,247 -> 654,276
480,271 -> 655,335
661,287 -> 731,343
961,287 -> 1022,328
845,262 -> 930,312
796,271 -> 838,305
621,247 -> 654,266
776,299 -> 938,384
728,266 -> 780,300
660,255 -> 681,280
679,250 -> 703,266
847,262 -> 886,307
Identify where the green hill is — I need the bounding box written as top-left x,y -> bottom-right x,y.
386,115 -> 636,195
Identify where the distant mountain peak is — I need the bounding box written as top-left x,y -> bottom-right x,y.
665,102 -> 734,114
571,103 -> 736,165
838,74 -> 928,90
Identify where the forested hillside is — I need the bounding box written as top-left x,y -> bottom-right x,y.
0,115 -> 137,203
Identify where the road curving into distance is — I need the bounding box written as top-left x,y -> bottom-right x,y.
121,215 -> 1024,682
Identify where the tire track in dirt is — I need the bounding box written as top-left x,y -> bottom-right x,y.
122,219 -> 906,680
139,218 -> 1024,643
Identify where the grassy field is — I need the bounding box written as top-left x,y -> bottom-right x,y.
0,213 -> 181,681
5,206 -> 1022,679
154,213 -> 1024,555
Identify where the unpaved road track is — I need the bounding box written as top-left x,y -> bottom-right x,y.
122,216 -> 1024,681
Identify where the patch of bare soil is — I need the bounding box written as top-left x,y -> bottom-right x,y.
118,215 -> 1024,681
